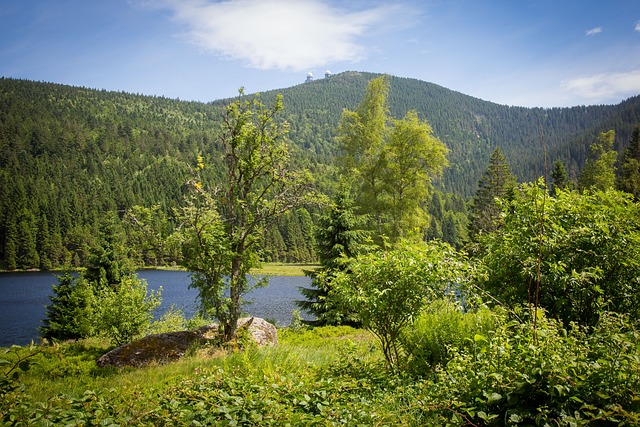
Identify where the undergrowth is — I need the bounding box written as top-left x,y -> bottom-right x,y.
2,312 -> 639,426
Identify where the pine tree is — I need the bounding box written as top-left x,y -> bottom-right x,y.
550,160 -> 569,195
40,272 -> 95,341
618,125 -> 640,199
297,186 -> 369,325
469,147 -> 516,240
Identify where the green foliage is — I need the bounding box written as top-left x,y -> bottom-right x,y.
94,275 -> 161,346
478,183 -> 640,326
337,75 -> 449,242
330,240 -> 469,371
422,311 -> 640,426
84,213 -> 132,288
175,91 -> 319,340
40,272 -> 95,341
618,125 -> 640,199
578,129 -> 618,192
174,184 -> 233,326
2,320 -> 639,426
550,159 -> 570,194
298,185 -> 370,325
145,305 -> 188,335
1,344 -> 39,396
400,300 -> 498,376
469,146 -> 517,240
2,76 -> 640,269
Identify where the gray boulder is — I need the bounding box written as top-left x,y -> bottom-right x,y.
96,317 -> 277,368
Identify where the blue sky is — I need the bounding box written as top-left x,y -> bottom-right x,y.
2,0 -> 639,107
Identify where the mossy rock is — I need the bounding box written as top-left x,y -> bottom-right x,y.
96,317 -> 277,368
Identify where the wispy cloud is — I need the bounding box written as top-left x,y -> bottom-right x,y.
141,0 -> 404,71
563,69 -> 640,102
586,26 -> 602,36
635,21 -> 640,32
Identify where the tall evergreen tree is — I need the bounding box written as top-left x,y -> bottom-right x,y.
84,214 -> 131,289
618,125 -> 640,199
550,160 -> 569,195
297,186 -> 369,325
469,147 -> 516,240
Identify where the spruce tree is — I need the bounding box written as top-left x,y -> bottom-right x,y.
618,125 -> 640,199
40,272 -> 95,341
469,147 -> 516,240
550,160 -> 569,195
297,186 -> 369,325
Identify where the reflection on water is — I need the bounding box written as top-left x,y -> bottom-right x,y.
0,270 -> 312,347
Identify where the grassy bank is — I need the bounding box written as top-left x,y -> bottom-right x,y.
252,263 -> 318,276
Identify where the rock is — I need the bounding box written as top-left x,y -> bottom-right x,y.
238,316 -> 278,347
96,317 -> 277,368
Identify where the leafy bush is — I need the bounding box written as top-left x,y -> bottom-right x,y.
422,310 -> 640,426
331,240 -> 470,371
479,184 -> 640,326
94,275 -> 161,346
145,305 -> 188,335
400,299 -> 498,376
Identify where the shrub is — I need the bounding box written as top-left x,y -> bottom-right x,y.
145,305 -> 187,335
423,310 -> 640,426
400,299 -> 498,376
94,275 -> 161,346
330,240 -> 470,371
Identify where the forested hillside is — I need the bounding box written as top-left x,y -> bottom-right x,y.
1,74 -> 639,270
255,71 -> 640,195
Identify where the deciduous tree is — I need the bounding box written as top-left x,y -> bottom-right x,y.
578,130 -> 617,192
337,76 -> 448,243
176,90 -> 318,340
478,184 -> 640,326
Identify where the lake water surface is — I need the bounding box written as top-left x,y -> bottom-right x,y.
0,270 -> 311,347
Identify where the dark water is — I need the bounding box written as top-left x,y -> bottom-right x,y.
0,270 -> 311,347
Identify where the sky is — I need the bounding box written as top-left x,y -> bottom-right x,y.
1,0 -> 640,108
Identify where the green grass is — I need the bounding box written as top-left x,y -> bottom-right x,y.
11,326 -> 376,404
252,263 -> 318,276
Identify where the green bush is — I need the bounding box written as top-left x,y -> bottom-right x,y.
400,299 -> 498,376
422,310 -> 640,426
145,305 -> 187,335
331,240 -> 470,371
94,275 -> 161,346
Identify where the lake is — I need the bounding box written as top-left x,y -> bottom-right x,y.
0,270 -> 312,347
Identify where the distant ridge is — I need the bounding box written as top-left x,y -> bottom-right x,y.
2,73 -> 639,196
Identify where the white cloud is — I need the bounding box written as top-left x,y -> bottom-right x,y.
562,69 -> 640,102
635,21 -> 640,32
586,26 -> 602,36
146,0 -> 401,71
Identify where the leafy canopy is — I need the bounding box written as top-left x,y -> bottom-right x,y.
478,182 -> 640,326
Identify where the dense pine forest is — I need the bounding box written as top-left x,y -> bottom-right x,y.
1,73 -> 640,270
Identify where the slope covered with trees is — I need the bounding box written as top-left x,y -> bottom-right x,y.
1,74 -> 639,270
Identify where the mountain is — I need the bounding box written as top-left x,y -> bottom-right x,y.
1,74 -> 639,270
252,71 -> 640,195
